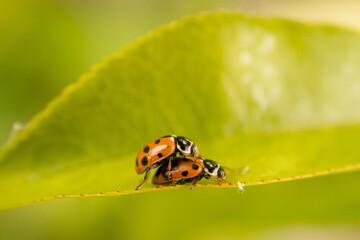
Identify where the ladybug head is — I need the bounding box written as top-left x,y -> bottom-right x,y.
175,136 -> 198,156
203,159 -> 226,181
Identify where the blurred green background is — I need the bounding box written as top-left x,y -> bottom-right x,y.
1,0 -> 360,239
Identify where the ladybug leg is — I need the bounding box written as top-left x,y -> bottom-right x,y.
218,179 -> 226,186
166,160 -> 172,181
135,169 -> 150,190
209,178 -> 226,185
215,178 -> 223,186
190,175 -> 201,190
219,178 -> 227,185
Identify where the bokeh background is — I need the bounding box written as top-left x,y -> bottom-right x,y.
1,0 -> 360,239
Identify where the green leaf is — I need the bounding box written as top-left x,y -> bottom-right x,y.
1,171 -> 359,239
1,13 -> 360,210
0,0 -> 85,145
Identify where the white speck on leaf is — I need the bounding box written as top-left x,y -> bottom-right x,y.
237,180 -> 245,193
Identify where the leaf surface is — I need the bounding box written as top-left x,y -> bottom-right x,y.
1,13 -> 360,210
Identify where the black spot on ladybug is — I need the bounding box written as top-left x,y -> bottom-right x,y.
182,171 -> 189,177
192,164 -> 199,170
141,157 -> 148,166
155,139 -> 160,144
183,158 -> 189,162
157,153 -> 163,158
143,146 -> 150,153
136,158 -> 138,167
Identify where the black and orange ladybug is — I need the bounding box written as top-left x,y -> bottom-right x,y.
135,135 -> 198,190
152,157 -> 226,188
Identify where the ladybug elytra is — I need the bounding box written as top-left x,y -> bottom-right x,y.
152,157 -> 226,187
135,135 -> 198,190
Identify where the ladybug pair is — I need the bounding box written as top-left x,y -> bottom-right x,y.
135,135 -> 226,190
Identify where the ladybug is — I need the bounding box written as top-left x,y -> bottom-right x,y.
152,157 -> 226,187
135,135 -> 199,190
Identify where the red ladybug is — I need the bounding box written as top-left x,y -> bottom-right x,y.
152,157 -> 226,187
135,135 -> 198,190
